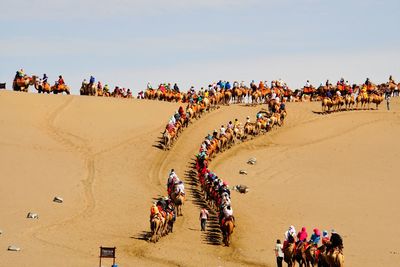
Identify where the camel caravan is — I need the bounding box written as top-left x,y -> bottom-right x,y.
162,100 -> 219,150
282,226 -> 344,267
142,80 -> 295,106
191,103 -> 287,246
80,76 -> 134,98
295,76 -> 398,113
12,70 -> 70,94
148,169 -> 186,243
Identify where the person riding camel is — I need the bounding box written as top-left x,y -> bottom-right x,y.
297,227 -> 308,243
365,78 -> 371,86
150,202 -> 161,221
227,121 -> 234,130
89,75 -> 95,86
305,80 -> 311,88
97,81 -> 102,90
175,180 -> 185,196
283,225 -> 297,249
246,116 -> 251,123
15,69 -> 25,80
220,125 -> 226,138
173,83 -> 180,93
57,75 -> 65,89
309,228 -> 321,246
104,84 -> 109,93
321,230 -> 330,245
389,75 -> 395,84
42,74 -> 48,85
220,205 -> 234,226
147,82 -> 153,90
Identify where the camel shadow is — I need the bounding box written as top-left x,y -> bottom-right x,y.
184,158 -> 222,246
131,231 -> 151,242
152,135 -> 164,150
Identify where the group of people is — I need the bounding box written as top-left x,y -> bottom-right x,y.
196,148 -> 234,234
274,225 -> 343,267
80,76 -> 133,98
149,169 -> 186,242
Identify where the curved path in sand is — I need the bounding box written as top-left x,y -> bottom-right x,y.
0,91 -> 399,267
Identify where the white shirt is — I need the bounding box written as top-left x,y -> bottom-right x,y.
220,127 -> 226,135
305,82 -> 311,87
176,183 -> 185,194
223,207 -> 233,217
275,244 -> 284,258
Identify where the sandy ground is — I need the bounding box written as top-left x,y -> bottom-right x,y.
0,90 -> 399,267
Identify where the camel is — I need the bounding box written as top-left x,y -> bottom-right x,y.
163,130 -> 176,150
171,192 -> 184,216
295,242 -> 307,267
52,84 -> 70,95
224,91 -> 232,105
344,94 -> 355,110
34,80 -> 52,94
284,243 -> 296,267
305,245 -> 318,267
80,83 -> 96,96
326,248 -> 344,267
322,97 -> 333,113
13,75 -> 37,92
221,218 -> 234,247
244,122 -> 257,136
369,93 -> 383,110
150,215 -> 162,243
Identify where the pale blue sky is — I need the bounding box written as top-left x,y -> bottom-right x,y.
1,0 -> 399,94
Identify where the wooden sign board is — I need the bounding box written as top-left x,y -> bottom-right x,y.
99,246 -> 116,266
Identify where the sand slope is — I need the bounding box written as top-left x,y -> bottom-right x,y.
0,90 -> 399,267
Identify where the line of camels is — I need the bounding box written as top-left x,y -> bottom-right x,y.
193,101 -> 286,246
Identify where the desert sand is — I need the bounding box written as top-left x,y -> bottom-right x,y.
0,90 -> 399,267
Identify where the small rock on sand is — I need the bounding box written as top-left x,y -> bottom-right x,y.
53,196 -> 63,203
239,170 -> 248,175
8,245 -> 21,251
26,212 -> 39,219
247,158 -> 257,165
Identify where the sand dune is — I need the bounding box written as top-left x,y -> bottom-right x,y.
0,90 -> 399,267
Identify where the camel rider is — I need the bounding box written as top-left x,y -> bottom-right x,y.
309,228 -> 321,246
336,90 -> 341,97
326,79 -> 330,87
220,205 -> 234,225
97,81 -> 103,90
174,111 -> 181,121
284,225 -> 297,246
345,80 -> 350,87
227,121 -> 234,130
175,180 -> 185,196
42,74 -> 48,85
169,115 -> 176,125
321,230 -> 330,245
234,118 -> 240,127
297,227 -> 308,243
15,69 -> 25,80
173,83 -> 180,92
246,116 -> 251,123
150,202 -> 161,221
147,82 -> 153,90
89,75 -> 95,85
326,90 -> 332,98
233,81 -> 239,89
389,75 -> 395,84
221,191 -> 231,206
340,77 -> 344,84
189,86 -> 195,95
104,84 -> 109,93
220,125 -> 226,138
365,78 -> 370,86
57,75 -> 65,88
197,95 -> 203,103
305,80 -> 311,88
